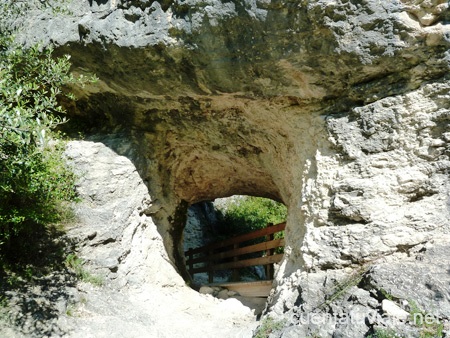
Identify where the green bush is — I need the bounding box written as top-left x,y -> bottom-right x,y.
217,196 -> 287,237
0,5 -> 93,262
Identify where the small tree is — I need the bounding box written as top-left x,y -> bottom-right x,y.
0,4 -> 93,261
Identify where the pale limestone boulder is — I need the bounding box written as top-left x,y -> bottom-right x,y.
382,300 -> 410,321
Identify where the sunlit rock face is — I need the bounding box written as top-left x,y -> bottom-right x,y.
18,0 -> 450,335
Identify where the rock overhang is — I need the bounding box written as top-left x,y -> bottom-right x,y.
18,0 -> 450,105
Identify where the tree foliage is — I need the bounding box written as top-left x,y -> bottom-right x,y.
217,196 -> 287,237
0,6 -> 91,259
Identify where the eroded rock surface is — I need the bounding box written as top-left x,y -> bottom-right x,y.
66,139 -> 258,337
11,0 -> 450,336
64,136 -> 185,289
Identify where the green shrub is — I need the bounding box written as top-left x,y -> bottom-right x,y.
217,196 -> 287,237
0,3 -> 94,263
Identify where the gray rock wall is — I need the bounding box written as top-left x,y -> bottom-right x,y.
12,0 -> 450,336
64,136 -> 185,289
183,202 -> 218,252
266,78 -> 450,337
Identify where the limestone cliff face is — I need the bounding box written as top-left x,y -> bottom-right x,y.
16,0 -> 450,335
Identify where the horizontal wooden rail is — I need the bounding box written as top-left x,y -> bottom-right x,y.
185,222 -> 286,283
188,238 -> 285,265
190,254 -> 284,274
187,222 -> 286,255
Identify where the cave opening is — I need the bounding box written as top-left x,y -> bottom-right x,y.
181,195 -> 287,312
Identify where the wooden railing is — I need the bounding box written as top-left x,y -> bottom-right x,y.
185,222 -> 286,284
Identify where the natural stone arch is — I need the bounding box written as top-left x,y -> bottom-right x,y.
21,0 -> 447,297
5,0 -> 450,335
132,95 -> 333,285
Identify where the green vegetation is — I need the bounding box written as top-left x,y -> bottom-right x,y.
213,196 -> 287,280
0,1 -> 95,278
408,300 -> 444,338
320,265 -> 369,309
367,328 -> 400,338
0,37 -> 76,262
253,317 -> 286,338
0,6 -> 100,333
217,196 -> 287,237
379,288 -> 395,301
65,254 -> 104,286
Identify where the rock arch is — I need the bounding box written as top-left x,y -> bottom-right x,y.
135,95 -> 331,283
16,0 -> 450,329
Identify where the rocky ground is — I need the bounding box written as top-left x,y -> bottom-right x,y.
0,278 -> 260,338
62,284 -> 258,338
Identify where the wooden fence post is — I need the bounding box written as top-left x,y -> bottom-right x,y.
232,243 -> 240,282
187,248 -> 193,276
208,250 -> 213,283
265,223 -> 274,280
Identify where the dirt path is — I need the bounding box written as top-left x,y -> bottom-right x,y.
65,284 -> 258,338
